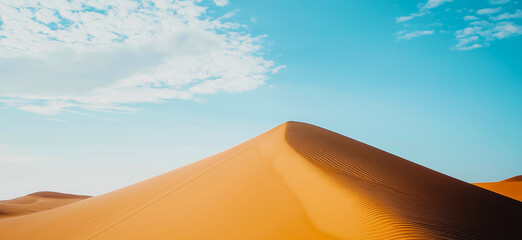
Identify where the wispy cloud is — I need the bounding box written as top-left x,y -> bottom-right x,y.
213,0 -> 230,7
395,0 -> 522,50
396,12 -> 426,23
0,0 -> 282,115
395,0 -> 453,23
477,7 -> 503,15
494,9 -> 522,20
421,0 -> 453,10
493,21 -> 522,38
396,30 -> 434,40
454,22 -> 522,50
490,0 -> 510,4
464,15 -> 480,21
17,101 -> 74,115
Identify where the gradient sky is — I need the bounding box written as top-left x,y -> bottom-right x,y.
1,0 -> 521,199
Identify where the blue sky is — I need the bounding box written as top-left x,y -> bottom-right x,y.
1,0 -> 521,199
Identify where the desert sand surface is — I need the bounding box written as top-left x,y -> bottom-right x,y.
0,192 -> 90,219
0,122 -> 520,239
474,175 -> 522,202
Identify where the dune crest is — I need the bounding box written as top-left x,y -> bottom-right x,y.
0,122 -> 520,239
0,192 -> 90,219
501,175 -> 522,182
474,176 -> 522,202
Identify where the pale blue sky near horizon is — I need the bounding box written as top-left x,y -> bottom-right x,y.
1,0 -> 521,199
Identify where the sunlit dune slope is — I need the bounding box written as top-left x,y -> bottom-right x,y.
0,192 -> 90,219
0,122 -> 520,239
474,175 -> 522,202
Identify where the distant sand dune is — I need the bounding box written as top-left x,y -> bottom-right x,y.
0,191 -> 90,219
474,175 -> 522,202
502,175 -> 522,182
0,122 -> 520,239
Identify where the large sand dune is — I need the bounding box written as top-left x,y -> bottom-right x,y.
0,192 -> 90,219
0,122 -> 520,239
474,176 -> 522,202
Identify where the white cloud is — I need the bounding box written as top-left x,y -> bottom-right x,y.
454,33 -> 483,50
34,8 -> 60,24
428,22 -> 443,27
470,20 -> 493,26
396,30 -> 434,40
395,15 -> 414,23
0,0 -> 282,115
396,15 -> 414,23
454,21 -> 522,50
396,12 -> 426,23
494,9 -> 522,20
422,0 -> 453,10
457,43 -> 484,50
493,22 -> 522,38
477,7 -> 502,15
396,0 -> 522,50
456,26 -> 485,38
396,0 -> 453,23
213,0 -> 230,7
17,101 -> 74,115
464,15 -> 479,21
490,0 -> 510,4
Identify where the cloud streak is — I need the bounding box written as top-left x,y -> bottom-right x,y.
0,0 -> 282,115
494,9 -> 522,20
490,0 -> 510,4
464,15 -> 479,21
454,21 -> 522,50
396,30 -> 434,40
396,12 -> 426,23
395,0 -> 522,50
395,0 -> 453,23
421,0 -> 453,10
213,0 -> 230,7
477,7 -> 503,15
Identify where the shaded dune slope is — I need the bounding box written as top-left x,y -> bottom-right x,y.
502,175 -> 522,182
0,122 -> 520,239
285,122 -> 522,239
474,176 -> 522,202
0,192 -> 90,219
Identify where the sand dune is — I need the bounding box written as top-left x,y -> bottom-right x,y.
0,192 -> 90,219
474,176 -> 522,202
0,122 -> 520,239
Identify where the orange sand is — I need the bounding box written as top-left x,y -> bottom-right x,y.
0,122 -> 520,239
474,175 -> 522,202
0,192 -> 90,219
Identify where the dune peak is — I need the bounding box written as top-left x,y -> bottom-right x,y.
27,191 -> 91,199
502,175 -> 522,182
474,175 -> 522,203
0,191 -> 90,219
0,122 -> 520,240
